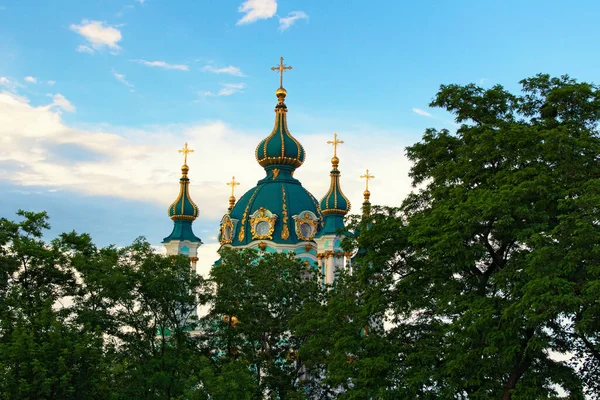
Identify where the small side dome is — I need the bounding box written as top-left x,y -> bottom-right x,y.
168,165 -> 199,221
320,145 -> 351,216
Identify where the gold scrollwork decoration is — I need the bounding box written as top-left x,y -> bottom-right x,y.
238,187 -> 260,242
250,207 -> 278,240
294,211 -> 318,241
219,216 -> 234,245
281,185 -> 290,240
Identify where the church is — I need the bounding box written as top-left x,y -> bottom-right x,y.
161,57 -> 373,283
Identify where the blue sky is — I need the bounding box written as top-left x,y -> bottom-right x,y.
1,0 -> 600,261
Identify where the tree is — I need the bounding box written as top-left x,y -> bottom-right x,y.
346,74 -> 600,399
0,211 -> 107,399
202,247 -> 322,399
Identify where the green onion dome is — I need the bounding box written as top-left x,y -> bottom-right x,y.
319,156 -> 351,215
255,88 -> 306,169
226,166 -> 323,246
167,164 -> 199,221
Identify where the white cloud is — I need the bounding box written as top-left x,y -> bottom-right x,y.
112,69 -> 134,89
24,76 -> 37,83
200,83 -> 246,97
47,80 -> 56,86
279,11 -> 308,31
48,93 -> 76,113
201,65 -> 245,77
0,92 -> 413,246
237,0 -> 277,25
70,20 -> 122,54
76,45 -> 94,54
0,77 -> 23,92
218,83 -> 246,96
133,60 -> 189,71
412,108 -> 432,117
135,0 -> 145,3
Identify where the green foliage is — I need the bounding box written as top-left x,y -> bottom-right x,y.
2,73 -> 600,399
202,248 -> 321,399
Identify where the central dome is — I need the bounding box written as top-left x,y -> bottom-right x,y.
228,167 -> 323,246
255,88 -> 305,169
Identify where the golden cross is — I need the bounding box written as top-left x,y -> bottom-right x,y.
360,169 -> 375,191
271,56 -> 292,88
178,142 -> 194,165
227,176 -> 240,197
327,133 -> 344,157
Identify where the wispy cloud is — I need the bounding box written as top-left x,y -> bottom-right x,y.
0,90 -> 413,227
70,20 -> 122,54
279,11 -> 308,31
47,80 -> 56,86
24,76 -> 37,83
237,0 -> 277,25
48,93 -> 76,113
219,83 -> 246,96
412,108 -> 432,117
479,78 -> 489,85
0,77 -> 24,92
132,59 -> 189,71
200,65 -> 245,77
201,83 -> 247,97
116,4 -> 134,17
112,69 -> 134,91
135,0 -> 145,3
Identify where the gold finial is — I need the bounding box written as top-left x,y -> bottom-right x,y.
227,176 -> 240,212
178,142 -> 194,166
271,56 -> 292,88
227,176 -> 240,197
327,133 -> 344,158
360,169 -> 375,191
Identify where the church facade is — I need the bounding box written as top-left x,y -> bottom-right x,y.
162,58 -> 372,283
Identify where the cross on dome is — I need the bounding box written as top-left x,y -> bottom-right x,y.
360,169 -> 375,191
327,133 -> 344,158
178,142 -> 194,165
227,176 -> 240,197
271,56 -> 292,88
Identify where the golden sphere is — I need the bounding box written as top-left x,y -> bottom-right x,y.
181,165 -> 189,173
331,156 -> 339,165
276,87 -> 287,97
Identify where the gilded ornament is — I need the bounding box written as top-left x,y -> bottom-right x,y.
238,187 -> 260,242
258,241 -> 267,251
272,168 -> 280,179
293,211 -> 318,241
271,56 -> 292,89
281,185 -> 290,240
219,216 -> 234,245
249,207 -> 278,240
178,142 -> 194,165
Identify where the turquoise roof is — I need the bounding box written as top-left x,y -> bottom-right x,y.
164,163 -> 201,244
318,214 -> 346,236
228,165 -> 323,246
319,157 -> 351,216
222,86 -> 324,247
255,88 -> 305,169
163,220 -> 202,243
168,165 -> 199,221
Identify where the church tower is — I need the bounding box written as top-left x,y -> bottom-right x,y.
163,142 -> 202,270
314,133 -> 351,284
217,57 -> 323,267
